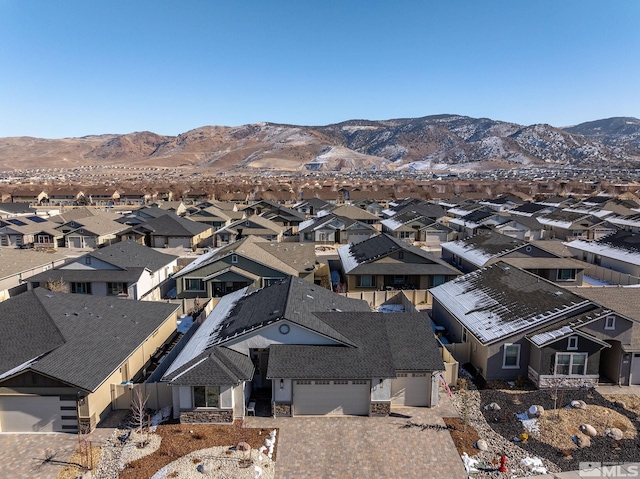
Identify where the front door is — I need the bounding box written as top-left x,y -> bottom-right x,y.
250,348 -> 271,389
631,353 -> 640,385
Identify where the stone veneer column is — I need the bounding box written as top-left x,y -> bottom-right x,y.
273,403 -> 292,417
180,409 -> 233,423
370,402 -> 391,417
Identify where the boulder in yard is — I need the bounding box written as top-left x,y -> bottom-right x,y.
528,405 -> 545,418
579,424 -> 597,437
475,439 -> 489,451
237,441 -> 251,451
606,428 -> 623,441
615,400 -> 627,410
576,434 -> 591,448
571,400 -> 587,410
484,402 -> 501,411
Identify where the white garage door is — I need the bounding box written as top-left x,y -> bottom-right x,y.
293,380 -> 370,416
391,373 -> 431,407
0,396 -> 77,432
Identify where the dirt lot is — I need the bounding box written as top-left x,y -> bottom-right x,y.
478,387 -> 640,471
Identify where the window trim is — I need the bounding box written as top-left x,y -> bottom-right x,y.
556,268 -> 576,281
567,335 -> 578,350
357,274 -> 376,288
192,385 -> 220,409
554,352 -> 588,376
605,316 -> 615,330
184,278 -> 205,292
502,343 -> 521,369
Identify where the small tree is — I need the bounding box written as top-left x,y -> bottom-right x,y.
46,277 -> 68,293
458,379 -> 471,432
130,388 -> 150,447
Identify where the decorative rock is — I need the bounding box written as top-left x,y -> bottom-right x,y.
237,441 -> 251,451
528,405 -> 545,418
580,424 -> 597,437
576,434 -> 591,448
197,463 -> 210,474
484,402 -> 501,411
571,400 -> 587,410
475,439 -> 489,451
607,428 -> 623,441
615,400 -> 627,410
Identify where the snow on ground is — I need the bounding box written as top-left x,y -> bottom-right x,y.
582,276 -> 615,286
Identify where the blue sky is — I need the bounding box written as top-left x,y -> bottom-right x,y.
1,1 -> 638,138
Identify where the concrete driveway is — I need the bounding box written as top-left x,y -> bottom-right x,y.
0,433 -> 79,479
246,397 -> 467,479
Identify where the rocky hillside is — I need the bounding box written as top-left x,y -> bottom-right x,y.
1,115 -> 639,173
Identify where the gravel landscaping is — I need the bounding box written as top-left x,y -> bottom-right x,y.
446,369 -> 640,477
90,421 -> 277,479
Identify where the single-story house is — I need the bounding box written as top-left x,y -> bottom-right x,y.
174,235 -> 317,298
161,276 -> 444,422
28,240 -> 178,300
564,230 -> 640,278
429,261 -> 640,388
0,290 -> 180,432
298,214 -> 377,245
338,233 -> 461,291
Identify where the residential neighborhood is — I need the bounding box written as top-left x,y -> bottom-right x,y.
1,187 -> 640,478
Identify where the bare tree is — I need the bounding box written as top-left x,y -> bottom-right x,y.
130,387 -> 150,447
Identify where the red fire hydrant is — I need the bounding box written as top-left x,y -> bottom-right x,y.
498,454 -> 507,473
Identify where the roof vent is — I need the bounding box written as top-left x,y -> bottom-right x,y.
552,291 -> 563,297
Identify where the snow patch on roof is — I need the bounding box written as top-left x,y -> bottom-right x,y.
163,287 -> 248,378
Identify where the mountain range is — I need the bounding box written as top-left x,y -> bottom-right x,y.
1,115 -> 639,173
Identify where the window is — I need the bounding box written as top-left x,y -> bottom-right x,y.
399,231 -> 412,239
398,251 -> 404,259
185,278 -> 205,291
231,254 -> 238,264
594,254 -> 602,266
0,236 -> 7,246
71,282 -> 91,294
85,257 -> 92,265
393,275 -> 405,285
303,233 -> 313,241
556,269 -> 576,281
193,386 -> 220,408
605,316 -> 615,330
431,275 -> 446,287
554,353 -> 587,376
108,282 -> 127,296
502,344 -> 520,369
462,328 -> 468,343
357,275 -> 376,288
567,336 -> 578,350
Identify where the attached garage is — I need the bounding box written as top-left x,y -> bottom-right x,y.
153,236 -> 167,248
391,372 -> 432,407
168,237 -> 190,248
68,236 -> 82,249
0,396 -> 77,432
293,380 -> 370,416
630,353 -> 640,385
84,236 -> 96,249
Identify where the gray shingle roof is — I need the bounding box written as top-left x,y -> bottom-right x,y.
430,262 -> 595,345
267,312 -> 443,378
162,346 -> 254,386
0,289 -> 180,391
143,213 -> 211,237
339,233 -> 460,276
209,276 -> 370,347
